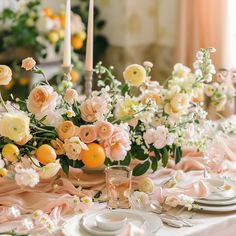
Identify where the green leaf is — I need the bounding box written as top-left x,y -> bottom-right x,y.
104,158 -> 113,166
154,149 -> 161,161
132,161 -> 150,176
120,152 -> 131,166
121,83 -> 129,96
94,191 -> 102,199
174,147 -> 182,164
60,157 -> 70,175
131,145 -> 148,161
70,160 -> 84,168
150,157 -> 158,172
161,147 -> 169,167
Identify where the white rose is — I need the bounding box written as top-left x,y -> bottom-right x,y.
165,196 -> 179,208
39,161 -> 61,179
138,177 -> 155,193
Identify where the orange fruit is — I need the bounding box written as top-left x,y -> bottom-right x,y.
19,77 -> 29,86
2,144 -> 19,162
71,35 -> 83,50
59,12 -> 66,28
43,8 -> 54,18
70,69 -> 79,83
35,144 -> 57,165
80,143 -> 105,168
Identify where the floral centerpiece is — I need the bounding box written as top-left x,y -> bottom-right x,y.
0,48 -> 216,187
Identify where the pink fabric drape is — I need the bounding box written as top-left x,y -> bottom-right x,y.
177,0 -> 230,69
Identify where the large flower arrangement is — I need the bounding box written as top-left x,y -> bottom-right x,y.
0,0 -> 86,59
0,48 -> 216,187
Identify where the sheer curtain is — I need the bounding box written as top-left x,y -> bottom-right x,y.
97,0 -> 236,81
177,0 -> 236,69
96,0 -> 178,82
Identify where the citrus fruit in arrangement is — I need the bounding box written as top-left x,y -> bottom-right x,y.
80,143 -> 106,168
35,144 -> 57,165
2,143 -> 19,162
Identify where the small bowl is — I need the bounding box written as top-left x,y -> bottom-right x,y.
206,178 -> 224,188
96,212 -> 127,231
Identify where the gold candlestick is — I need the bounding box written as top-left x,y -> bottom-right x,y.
62,65 -> 73,81
85,70 -> 93,97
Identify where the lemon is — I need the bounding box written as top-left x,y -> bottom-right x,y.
2,143 -> 19,162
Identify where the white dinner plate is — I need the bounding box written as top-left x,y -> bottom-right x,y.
195,196 -> 236,206
197,203 -> 236,212
62,209 -> 163,236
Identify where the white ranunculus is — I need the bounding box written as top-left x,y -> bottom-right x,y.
36,17 -> 54,34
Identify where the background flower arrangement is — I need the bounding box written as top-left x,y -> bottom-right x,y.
0,0 -> 108,99
0,48 -> 219,188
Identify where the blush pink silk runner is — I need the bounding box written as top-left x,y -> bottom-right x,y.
0,136 -> 236,234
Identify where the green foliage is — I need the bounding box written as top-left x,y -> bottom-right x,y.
150,157 -> 158,172
161,147 -> 169,167
120,152 -> 132,166
133,161 -> 150,176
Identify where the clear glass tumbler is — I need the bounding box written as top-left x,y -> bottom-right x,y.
105,165 -> 132,209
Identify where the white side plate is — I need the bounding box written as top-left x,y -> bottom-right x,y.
62,209 -> 163,236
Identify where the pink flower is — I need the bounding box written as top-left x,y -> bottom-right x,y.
77,125 -> 97,143
80,96 -> 108,122
153,126 -> 168,149
144,126 -> 169,149
95,121 -> 114,140
100,126 -> 131,161
64,89 -> 78,104
143,128 -> 157,145
27,85 -> 58,116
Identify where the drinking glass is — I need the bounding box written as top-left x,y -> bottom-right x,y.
105,165 -> 132,209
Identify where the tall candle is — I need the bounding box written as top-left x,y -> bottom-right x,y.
85,0 -> 94,71
63,0 -> 71,67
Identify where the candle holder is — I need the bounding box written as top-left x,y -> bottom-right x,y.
62,65 -> 73,77
85,70 -> 93,97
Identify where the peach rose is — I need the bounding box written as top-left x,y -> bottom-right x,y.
100,126 -> 131,161
63,137 -> 88,160
51,138 -> 65,155
141,92 -> 163,106
77,125 -> 97,143
15,134 -> 32,146
27,85 -> 58,116
95,121 -> 114,140
164,93 -> 189,118
64,89 -> 78,104
0,65 -> 12,85
21,57 -> 36,71
80,96 -> 108,122
57,121 -> 76,141
192,89 -> 204,103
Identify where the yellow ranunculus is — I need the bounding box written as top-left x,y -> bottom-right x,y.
116,97 -> 139,120
0,113 -> 30,142
138,177 -> 154,193
123,64 -> 146,86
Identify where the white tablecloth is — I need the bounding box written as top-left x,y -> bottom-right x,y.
58,205 -> 236,236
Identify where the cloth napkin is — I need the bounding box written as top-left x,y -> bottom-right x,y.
116,223 -> 145,236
